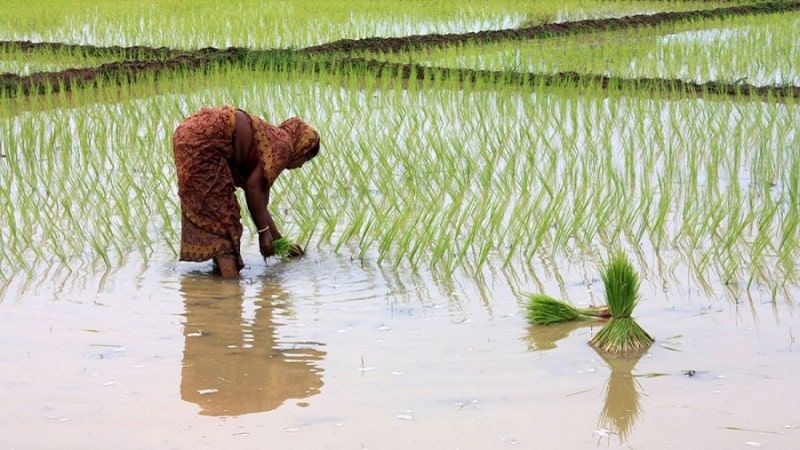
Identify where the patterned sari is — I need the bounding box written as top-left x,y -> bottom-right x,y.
172,106 -> 319,269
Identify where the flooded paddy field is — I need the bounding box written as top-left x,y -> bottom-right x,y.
1,247 -> 798,449
2,1 -> 800,449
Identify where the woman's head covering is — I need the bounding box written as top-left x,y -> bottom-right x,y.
250,115 -> 320,185
279,117 -> 320,160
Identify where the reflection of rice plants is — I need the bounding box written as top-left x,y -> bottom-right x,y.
524,319 -> 599,351
525,293 -> 609,325
590,252 -> 654,354
595,351 -> 646,444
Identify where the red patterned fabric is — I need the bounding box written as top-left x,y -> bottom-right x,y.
172,107 -> 319,269
172,106 -> 243,268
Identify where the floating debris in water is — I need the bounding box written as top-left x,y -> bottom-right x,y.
397,409 -> 414,420
197,388 -> 218,395
455,399 -> 479,410
593,428 -> 613,437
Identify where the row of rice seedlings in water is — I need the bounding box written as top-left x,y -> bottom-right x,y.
287,69 -> 798,293
0,44 -> 128,76
381,11 -> 800,87
1,0 -> 739,49
1,0 -> 563,49
3,59 -> 798,297
0,63 -> 279,282
0,102 -> 174,278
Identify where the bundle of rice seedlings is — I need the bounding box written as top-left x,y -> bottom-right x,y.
525,293 -> 610,325
272,237 -> 304,259
589,252 -> 654,354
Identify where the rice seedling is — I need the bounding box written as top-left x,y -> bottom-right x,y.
589,252 -> 654,355
525,293 -> 610,325
271,237 -> 304,260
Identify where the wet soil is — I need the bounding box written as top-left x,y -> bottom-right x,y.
2,1 -> 799,99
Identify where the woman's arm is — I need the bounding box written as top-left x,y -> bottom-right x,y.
244,170 -> 282,257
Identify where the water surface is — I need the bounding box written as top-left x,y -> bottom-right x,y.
1,246 -> 797,449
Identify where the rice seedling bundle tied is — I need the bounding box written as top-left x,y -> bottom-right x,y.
525,293 -> 610,325
272,237 -> 304,259
590,251 -> 654,355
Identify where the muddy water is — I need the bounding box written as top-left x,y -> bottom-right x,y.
1,244 -> 798,449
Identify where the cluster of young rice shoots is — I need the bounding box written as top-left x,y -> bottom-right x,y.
380,11 -> 800,87
271,237 -> 304,259
525,293 -> 610,325
589,251 -> 654,355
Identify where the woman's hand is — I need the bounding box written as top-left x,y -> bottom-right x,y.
259,231 -> 276,258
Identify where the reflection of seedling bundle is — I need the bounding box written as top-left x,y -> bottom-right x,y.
271,237 -> 304,259
595,351 -> 645,443
589,252 -> 654,355
525,294 -> 609,325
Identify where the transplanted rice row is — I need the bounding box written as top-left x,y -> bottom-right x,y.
1,1 -> 798,304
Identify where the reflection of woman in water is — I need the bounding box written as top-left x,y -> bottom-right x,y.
172,106 -> 320,278
179,276 -> 326,416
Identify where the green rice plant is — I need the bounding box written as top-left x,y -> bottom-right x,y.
271,237 -> 304,259
525,293 -> 610,325
589,251 -> 654,354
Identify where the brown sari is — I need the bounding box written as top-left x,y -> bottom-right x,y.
172,106 -> 319,269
